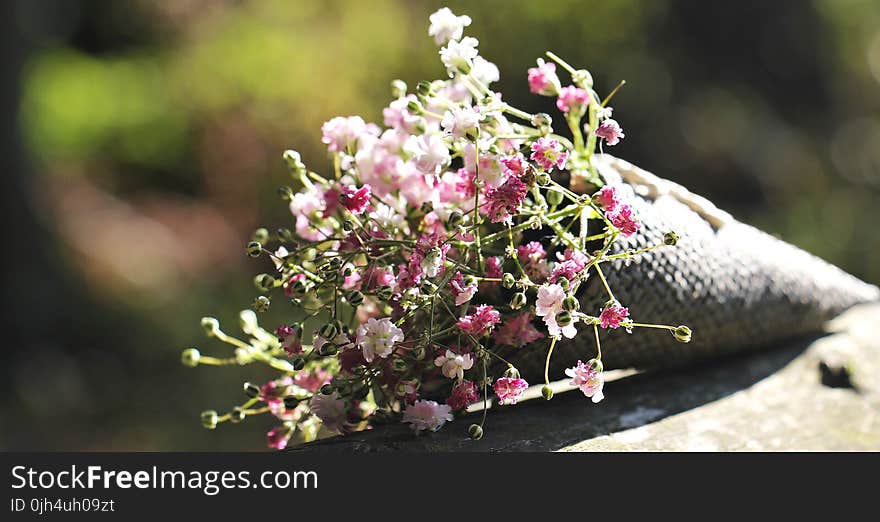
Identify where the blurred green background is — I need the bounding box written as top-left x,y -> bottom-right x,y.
1,0 -> 878,450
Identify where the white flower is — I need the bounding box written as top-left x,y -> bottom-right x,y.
272,246 -> 289,271
597,105 -> 614,120
310,392 -> 348,433
471,56 -> 500,86
428,7 -> 472,45
369,202 -> 406,232
535,283 -> 578,338
420,247 -> 444,278
434,349 -> 475,380
355,317 -> 404,362
441,105 -> 482,139
407,133 -> 450,175
402,400 -> 454,433
440,36 -> 480,75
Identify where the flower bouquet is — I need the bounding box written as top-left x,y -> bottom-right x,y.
181,8 -> 878,449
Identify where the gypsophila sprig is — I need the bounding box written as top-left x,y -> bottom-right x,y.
182,7 -> 692,449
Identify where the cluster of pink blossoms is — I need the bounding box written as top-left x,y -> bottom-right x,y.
185,7 -> 691,449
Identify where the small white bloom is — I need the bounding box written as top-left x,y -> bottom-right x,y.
408,133 -> 450,175
434,349 -> 475,380
597,106 -> 614,120
535,283 -> 579,338
272,246 -> 289,271
369,202 -> 406,232
428,7 -> 472,45
402,400 -> 454,433
471,56 -> 500,86
441,105 -> 482,139
355,317 -> 404,362
440,36 -> 480,75
420,247 -> 443,278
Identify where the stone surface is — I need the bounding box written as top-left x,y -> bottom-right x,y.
295,303 -> 880,452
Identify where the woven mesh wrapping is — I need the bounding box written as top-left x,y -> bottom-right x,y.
506,155 -> 879,380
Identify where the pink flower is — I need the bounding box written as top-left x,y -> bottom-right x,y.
446,380 -> 479,410
608,204 -> 641,237
266,425 -> 293,450
535,283 -> 578,338
402,400 -> 454,433
549,248 -> 590,283
565,360 -> 605,403
596,118 -> 625,146
493,312 -> 545,347
355,317 -> 405,362
408,232 -> 451,282
457,304 -> 501,337
485,256 -> 503,278
275,324 -> 303,355
530,137 -> 568,172
494,377 -> 528,405
293,368 -> 331,393
340,184 -> 372,214
527,59 -> 560,96
434,349 -> 475,380
310,392 -> 350,433
500,154 -> 527,176
595,185 -> 621,213
556,85 -> 590,114
383,95 -> 421,133
599,301 -> 629,329
449,271 -> 478,306
483,175 -> 528,224
321,115 -> 378,153
517,241 -> 546,264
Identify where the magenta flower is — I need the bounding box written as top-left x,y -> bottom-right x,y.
599,301 -> 630,329
446,380 -> 480,410
483,175 -> 528,224
493,312 -> 545,348
266,425 -> 293,450
500,154 -> 527,176
340,184 -> 372,214
530,137 -> 569,172
549,248 -> 590,283
564,360 -> 605,403
608,204 -> 641,237
595,118 -> 625,146
402,400 -> 454,433
527,59 -> 560,96
494,377 -> 529,405
595,185 -> 621,213
485,256 -> 503,278
517,241 -> 546,264
293,368 -> 331,393
556,85 -> 590,114
275,324 -> 303,355
449,271 -> 478,306
457,304 -> 501,337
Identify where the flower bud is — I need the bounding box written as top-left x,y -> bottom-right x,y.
252,295 -> 270,312
291,356 -> 306,370
342,219 -> 354,231
282,149 -> 306,173
502,272 -> 515,289
587,358 -> 603,373
535,172 -> 551,185
229,407 -> 246,424
510,292 -> 527,310
673,325 -> 692,343
541,385 -> 554,400
529,216 -> 542,230
243,382 -> 261,398
420,201 -> 434,214
252,227 -> 269,244
530,112 -> 552,131
246,241 -> 263,258
663,231 -> 680,246
181,348 -> 200,367
390,79 -> 407,98
254,273 -> 275,291
546,189 -> 564,206
376,285 -> 393,301
412,345 -> 426,361
557,277 -> 570,291
234,348 -> 251,365
200,410 -> 218,430
468,424 -> 484,440
556,310 -> 573,327
447,211 -> 464,228
283,396 -> 301,410
391,358 -> 408,374
319,322 -> 338,339
572,69 -> 594,88
320,383 -> 335,395
200,317 -> 220,337
503,366 -> 521,379
416,80 -> 432,98
328,256 -> 343,269
277,228 -> 293,242
342,265 -> 354,277
318,343 -> 338,356
407,99 -> 424,114
562,295 -> 579,312
302,248 -> 317,261
277,185 -> 294,201
345,290 -> 364,306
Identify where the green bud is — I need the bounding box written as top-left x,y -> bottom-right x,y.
502,272 -> 516,289
420,201 -> 434,214
541,385 -> 554,401
663,231 -> 680,246
535,172 -> 551,185
572,69 -> 594,89
291,356 -> 306,370
277,228 -> 293,242
282,149 -> 306,173
229,407 -> 246,424
345,290 -> 364,306
412,345 -> 426,361
252,295 -> 270,312
200,410 -> 218,430
556,310 -> 573,327
342,219 -> 354,231
277,185 -> 294,201
319,322 -> 338,339
406,99 -> 423,114
329,257 -> 343,269
320,383 -> 335,395
342,265 -> 354,277
468,424 -> 484,440
530,112 -> 552,131
391,358 -> 408,374
447,211 -> 464,228
391,79 -> 407,98
319,343 -> 338,356
510,292 -> 527,310
243,382 -> 261,398
587,358 -> 604,373
376,285 -> 393,301
562,295 -> 579,312
503,366 -> 521,379
246,241 -> 263,258
303,248 -> 317,261
416,80 -> 432,97
546,189 -> 564,206
234,348 -> 251,365
181,348 -> 200,367
254,273 -> 275,291
252,227 -> 270,244
283,396 -> 301,410
673,325 -> 692,343
200,317 -> 220,337
557,277 -> 570,291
